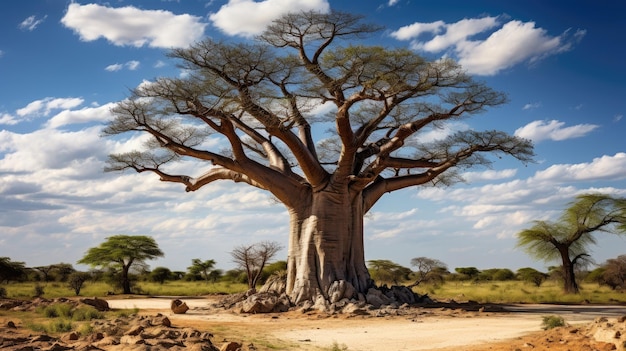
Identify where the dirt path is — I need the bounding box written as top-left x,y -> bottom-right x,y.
105,297 -> 556,350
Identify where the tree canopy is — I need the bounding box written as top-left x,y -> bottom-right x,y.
78,235 -> 164,294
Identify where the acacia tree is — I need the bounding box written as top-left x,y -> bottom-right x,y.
187,259 -> 216,282
78,235 -> 164,294
0,257 -> 26,283
367,259 -> 411,286
231,241 -> 282,289
103,11 -> 534,304
409,257 -> 448,287
517,194 -> 626,294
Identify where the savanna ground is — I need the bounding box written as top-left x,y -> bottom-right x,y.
1,280 -> 625,350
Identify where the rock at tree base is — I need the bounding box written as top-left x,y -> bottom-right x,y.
241,292 -> 290,313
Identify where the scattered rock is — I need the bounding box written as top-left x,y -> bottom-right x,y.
80,297 -> 110,311
220,341 -> 242,351
170,299 -> 189,314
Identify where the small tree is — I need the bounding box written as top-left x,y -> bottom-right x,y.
150,267 -> 173,284
455,267 -> 480,280
187,259 -> 217,282
231,241 -> 282,289
78,235 -> 164,294
603,255 -> 626,290
408,257 -> 447,287
516,267 -> 548,287
67,272 -> 90,295
0,257 -> 26,283
367,260 -> 411,286
517,194 -> 626,294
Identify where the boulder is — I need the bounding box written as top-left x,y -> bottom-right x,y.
241,293 -> 277,313
170,299 -> 189,314
220,341 -> 242,351
327,280 -> 356,303
79,297 -> 110,311
259,272 -> 287,294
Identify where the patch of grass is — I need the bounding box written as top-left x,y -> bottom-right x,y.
112,307 -> 139,318
27,319 -> 73,334
329,341 -> 349,351
36,303 -> 103,321
71,306 -> 104,321
542,315 -> 566,330
137,281 -> 247,296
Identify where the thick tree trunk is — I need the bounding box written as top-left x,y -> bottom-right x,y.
285,188 -> 374,304
560,250 -> 579,294
121,265 -> 132,294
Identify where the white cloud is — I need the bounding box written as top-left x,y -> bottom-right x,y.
105,63 -> 123,72
209,0 -> 330,37
16,97 -> 84,118
388,0 -> 400,6
19,15 -> 47,31
61,3 -> 207,48
105,60 -> 140,72
614,114 -> 623,123
391,17 -> 584,76
0,113 -> 18,126
522,102 -> 541,110
462,169 -> 517,182
45,103 -> 116,129
514,119 -> 598,142
126,60 -> 140,70
532,153 -> 626,183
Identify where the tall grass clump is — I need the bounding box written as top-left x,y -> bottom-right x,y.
27,319 -> 73,334
542,315 -> 566,330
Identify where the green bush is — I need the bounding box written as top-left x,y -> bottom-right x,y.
71,306 -> 104,321
541,315 -> 565,330
40,303 -> 72,318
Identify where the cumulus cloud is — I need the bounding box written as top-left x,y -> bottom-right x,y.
391,16 -> 585,76
532,153 -> 626,183
61,3 -> 207,48
462,169 -> 517,182
209,0 -> 330,37
15,97 -> 84,119
105,60 -> 140,72
0,113 -> 18,126
45,103 -> 116,129
19,15 -> 47,31
514,119 -> 598,142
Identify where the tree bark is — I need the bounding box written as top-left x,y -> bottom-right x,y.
560,249 -> 579,294
121,264 -> 132,294
285,187 -> 374,304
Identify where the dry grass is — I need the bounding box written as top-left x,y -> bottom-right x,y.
416,280 -> 626,304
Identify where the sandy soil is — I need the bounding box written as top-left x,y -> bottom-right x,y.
105,297 -> 618,351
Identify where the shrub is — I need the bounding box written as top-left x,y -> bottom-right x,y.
541,315 -> 565,330
33,284 -> 45,297
71,306 -> 104,321
40,303 -> 73,318
0,287 -> 6,298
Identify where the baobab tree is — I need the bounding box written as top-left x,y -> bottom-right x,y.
517,194 -> 626,294
104,11 -> 534,304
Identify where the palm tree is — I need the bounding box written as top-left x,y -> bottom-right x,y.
517,193 -> 626,293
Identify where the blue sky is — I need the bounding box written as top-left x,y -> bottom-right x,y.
1,0 -> 625,274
